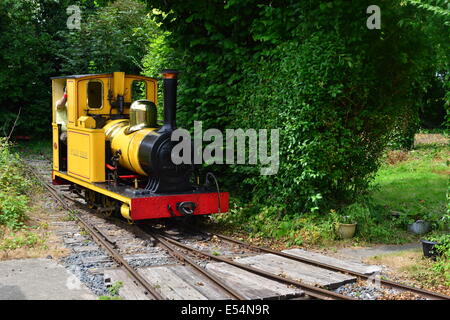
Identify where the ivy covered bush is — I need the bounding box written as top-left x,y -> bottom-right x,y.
144,0 -> 448,215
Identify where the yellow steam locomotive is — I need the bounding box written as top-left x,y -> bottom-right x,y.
51,70 -> 228,221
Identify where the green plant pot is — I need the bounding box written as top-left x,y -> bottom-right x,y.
338,223 -> 357,239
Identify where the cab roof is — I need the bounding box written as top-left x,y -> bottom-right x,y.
50,74 -> 110,80
50,73 -> 155,80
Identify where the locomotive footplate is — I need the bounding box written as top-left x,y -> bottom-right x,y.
52,170 -> 228,220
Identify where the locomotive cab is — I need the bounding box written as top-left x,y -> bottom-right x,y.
51,71 -> 228,221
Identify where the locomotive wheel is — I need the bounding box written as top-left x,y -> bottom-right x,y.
84,190 -> 97,209
98,196 -> 116,217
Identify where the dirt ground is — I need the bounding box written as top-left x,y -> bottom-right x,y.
414,133 -> 448,145
0,187 -> 70,261
366,249 -> 450,296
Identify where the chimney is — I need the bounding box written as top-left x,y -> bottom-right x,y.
159,69 -> 179,133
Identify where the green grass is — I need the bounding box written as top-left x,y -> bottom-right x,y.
0,138 -> 31,229
13,139 -> 52,160
371,143 -> 448,223
98,281 -> 124,300
0,230 -> 47,251
0,138 -> 53,254
417,128 -> 448,134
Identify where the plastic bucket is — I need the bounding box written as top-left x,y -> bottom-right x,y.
421,239 -> 438,259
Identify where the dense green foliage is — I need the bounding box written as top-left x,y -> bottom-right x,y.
419,75 -> 447,129
390,0 -> 450,148
59,0 -> 161,74
0,0 -> 70,136
0,139 -> 31,229
0,0 -> 105,136
0,0 -> 159,136
427,232 -> 450,285
143,0 -> 449,214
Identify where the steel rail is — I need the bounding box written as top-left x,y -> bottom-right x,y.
197,229 -> 450,301
63,194 -> 246,299
148,231 -> 246,300
147,228 -> 355,300
57,187 -> 246,300
27,168 -> 163,300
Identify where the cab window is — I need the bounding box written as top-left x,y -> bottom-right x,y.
132,80 -> 147,101
87,80 -> 103,109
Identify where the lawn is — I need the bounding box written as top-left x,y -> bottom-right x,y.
371,141 -> 448,224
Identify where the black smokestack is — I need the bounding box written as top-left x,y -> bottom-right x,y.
159,69 -> 179,133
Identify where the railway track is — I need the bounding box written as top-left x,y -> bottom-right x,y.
27,165 -> 163,300
145,227 -> 354,300
30,167 -> 352,300
25,159 -> 450,301
169,223 -> 450,301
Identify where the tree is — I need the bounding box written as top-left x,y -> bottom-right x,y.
0,0 -> 72,136
141,0 -> 449,213
59,0 -> 162,74
0,0 -> 162,136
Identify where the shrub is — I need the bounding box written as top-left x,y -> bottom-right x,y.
427,233 -> 450,285
0,138 -> 31,229
230,25 -> 427,214
0,194 -> 28,230
144,0 -> 446,215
